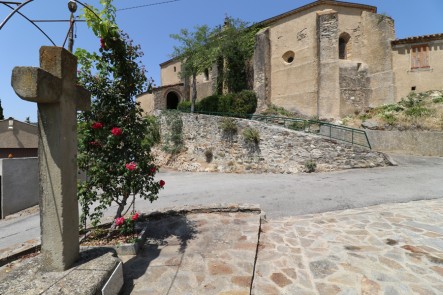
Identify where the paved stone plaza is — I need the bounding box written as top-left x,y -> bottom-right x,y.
114,199 -> 443,294
252,198 -> 443,294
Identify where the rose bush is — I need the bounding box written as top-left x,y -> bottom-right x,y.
111,127 -> 122,136
76,0 -> 163,228
115,213 -> 139,235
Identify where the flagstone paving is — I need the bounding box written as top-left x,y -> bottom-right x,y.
252,198 -> 443,295
2,199 -> 443,294
119,209 -> 261,295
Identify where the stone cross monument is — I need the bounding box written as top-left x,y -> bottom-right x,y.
11,46 -> 90,271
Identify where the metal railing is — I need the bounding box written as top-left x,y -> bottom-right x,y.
179,110 -> 371,149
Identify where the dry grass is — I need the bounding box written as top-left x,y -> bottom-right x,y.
343,90 -> 443,131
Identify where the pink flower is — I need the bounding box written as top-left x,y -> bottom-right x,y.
159,180 -> 165,187
125,162 -> 137,171
115,217 -> 125,226
150,167 -> 156,174
132,213 -> 139,221
91,122 -> 103,129
111,127 -> 122,136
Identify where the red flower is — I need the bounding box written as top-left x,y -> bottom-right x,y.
150,167 -> 156,174
159,180 -> 165,187
125,162 -> 137,171
115,217 -> 125,226
89,141 -> 101,147
132,213 -> 139,221
111,127 -> 122,136
100,38 -> 106,49
91,122 -> 103,129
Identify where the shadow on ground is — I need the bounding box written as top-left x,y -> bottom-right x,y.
121,213 -> 198,294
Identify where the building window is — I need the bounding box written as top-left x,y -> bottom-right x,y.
339,32 -> 351,60
173,66 -> 177,72
204,68 -> 209,81
411,44 -> 430,70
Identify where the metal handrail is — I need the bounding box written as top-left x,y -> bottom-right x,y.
179,109 -> 371,149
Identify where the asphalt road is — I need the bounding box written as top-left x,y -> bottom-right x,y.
142,154 -> 443,218
1,154 -> 443,251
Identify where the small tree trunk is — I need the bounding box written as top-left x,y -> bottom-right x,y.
109,193 -> 129,230
191,73 -> 197,113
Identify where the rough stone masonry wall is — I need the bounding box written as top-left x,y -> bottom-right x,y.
153,113 -> 391,173
339,60 -> 371,116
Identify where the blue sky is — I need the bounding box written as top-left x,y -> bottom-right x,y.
1,0 -> 442,122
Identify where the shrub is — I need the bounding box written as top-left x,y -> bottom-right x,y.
142,115 -> 160,148
358,113 -> 372,120
196,95 -> 220,113
242,127 -> 260,145
381,113 -> 397,125
220,117 -> 238,134
432,96 -> 443,104
304,160 -> 317,173
399,92 -> 421,108
204,148 -> 213,163
379,104 -> 404,113
261,104 -> 293,117
76,2 -> 163,227
405,106 -> 433,117
162,110 -> 184,154
218,93 -> 235,113
288,120 -> 306,131
177,100 -> 192,112
231,90 -> 257,115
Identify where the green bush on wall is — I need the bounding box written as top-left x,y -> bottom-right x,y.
218,94 -> 235,113
177,100 -> 192,112
242,127 -> 260,145
191,90 -> 257,116
196,95 -> 220,112
231,90 -> 257,115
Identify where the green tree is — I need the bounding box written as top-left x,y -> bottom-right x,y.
0,99 -> 4,120
170,17 -> 261,101
170,25 -> 217,112
217,17 -> 259,93
75,0 -> 163,227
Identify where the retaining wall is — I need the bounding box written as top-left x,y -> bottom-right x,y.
365,130 -> 443,156
154,113 -> 391,173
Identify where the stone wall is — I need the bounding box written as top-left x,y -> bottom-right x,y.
339,60 -> 371,116
366,130 -> 443,157
254,28 -> 271,112
361,11 -> 396,106
154,113 -> 391,173
317,9 -> 340,119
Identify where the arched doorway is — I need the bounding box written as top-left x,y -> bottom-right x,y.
166,91 -> 180,109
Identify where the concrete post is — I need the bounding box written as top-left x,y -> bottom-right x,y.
253,27 -> 271,112
316,10 -> 340,119
11,46 -> 90,271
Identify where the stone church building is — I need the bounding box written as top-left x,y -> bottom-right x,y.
137,0 -> 443,119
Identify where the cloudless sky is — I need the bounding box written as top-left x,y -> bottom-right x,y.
1,0 -> 442,122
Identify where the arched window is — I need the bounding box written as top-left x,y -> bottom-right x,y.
339,32 -> 351,60
166,91 -> 180,109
